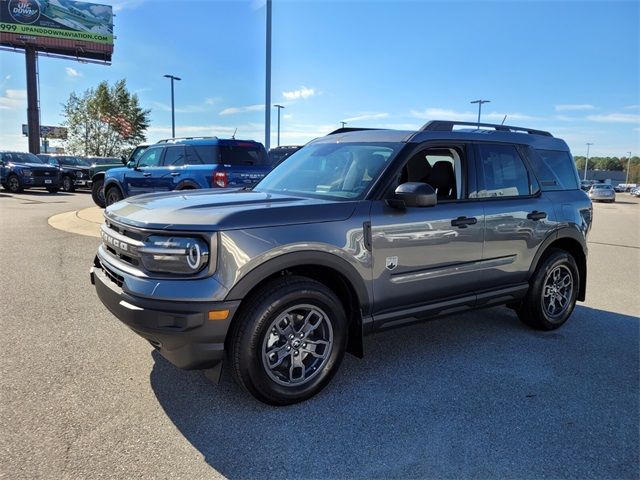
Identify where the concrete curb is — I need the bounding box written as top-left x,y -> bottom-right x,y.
48,206 -> 103,238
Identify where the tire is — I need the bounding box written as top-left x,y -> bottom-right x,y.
47,187 -> 60,193
229,276 -> 348,406
105,185 -> 123,206
61,175 -> 75,192
517,248 -> 579,330
92,178 -> 106,207
6,174 -> 22,193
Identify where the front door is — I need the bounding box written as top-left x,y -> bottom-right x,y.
370,142 -> 485,319
124,145 -> 164,196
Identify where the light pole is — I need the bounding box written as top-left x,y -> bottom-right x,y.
583,142 -> 593,180
274,104 -> 284,146
265,0 -> 272,151
340,121 -> 347,129
470,99 -> 490,126
163,74 -> 181,138
625,151 -> 632,185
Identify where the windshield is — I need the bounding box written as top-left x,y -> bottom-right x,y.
254,142 -> 401,200
593,184 -> 612,189
4,152 -> 43,164
59,156 -> 90,167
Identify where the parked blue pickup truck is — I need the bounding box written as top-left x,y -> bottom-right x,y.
102,137 -> 271,206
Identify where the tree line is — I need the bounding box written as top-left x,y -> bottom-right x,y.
574,156 -> 640,183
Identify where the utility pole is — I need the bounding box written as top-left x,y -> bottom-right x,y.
625,151 -> 632,185
340,121 -> 347,129
584,142 -> 593,180
25,47 -> 40,154
274,104 -> 284,146
470,99 -> 490,127
163,74 -> 181,138
265,0 -> 272,151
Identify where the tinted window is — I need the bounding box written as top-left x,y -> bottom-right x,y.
3,152 -> 44,164
137,147 -> 164,167
162,146 -> 186,166
478,144 -> 531,197
535,149 -> 579,190
191,145 -> 218,164
219,143 -> 267,166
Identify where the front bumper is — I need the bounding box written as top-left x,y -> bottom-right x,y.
90,259 -> 240,370
21,176 -> 60,188
73,179 -> 89,187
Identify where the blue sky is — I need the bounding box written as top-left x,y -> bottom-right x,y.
1,0 -> 638,156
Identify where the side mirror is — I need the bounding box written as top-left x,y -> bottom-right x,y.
126,161 -> 135,169
121,156 -> 128,165
391,182 -> 437,208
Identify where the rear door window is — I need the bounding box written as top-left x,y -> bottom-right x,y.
162,146 -> 186,166
477,144 -> 533,198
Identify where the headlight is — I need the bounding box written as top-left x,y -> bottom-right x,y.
138,235 -> 209,274
76,171 -> 84,178
19,169 -> 32,177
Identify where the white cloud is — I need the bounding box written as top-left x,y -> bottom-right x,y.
65,67 -> 81,78
219,104 -> 264,116
282,86 -> 315,101
554,104 -> 596,112
343,112 -> 389,123
153,97 -> 220,114
586,113 -> 640,124
112,0 -> 146,12
0,89 -> 27,110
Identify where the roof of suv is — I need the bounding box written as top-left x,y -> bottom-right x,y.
157,137 -> 263,147
312,120 -> 570,151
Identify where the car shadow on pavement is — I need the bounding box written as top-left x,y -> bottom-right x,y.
149,305 -> 639,479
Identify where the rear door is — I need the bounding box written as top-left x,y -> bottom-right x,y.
473,143 -> 556,289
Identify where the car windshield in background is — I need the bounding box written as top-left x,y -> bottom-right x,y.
4,152 -> 44,164
254,142 -> 401,200
593,185 -> 613,189
90,157 -> 121,165
60,156 -> 90,167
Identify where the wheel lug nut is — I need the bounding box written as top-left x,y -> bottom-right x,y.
299,333 -> 304,338
293,350 -> 299,356
302,343 -> 307,348
289,334 -> 294,339
286,346 -> 291,351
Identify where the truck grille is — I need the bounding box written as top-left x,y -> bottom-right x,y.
31,169 -> 56,177
101,219 -> 145,268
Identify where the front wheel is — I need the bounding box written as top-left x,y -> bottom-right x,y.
228,276 -> 347,405
91,178 -> 106,207
517,249 -> 579,330
6,174 -> 22,193
105,185 -> 123,206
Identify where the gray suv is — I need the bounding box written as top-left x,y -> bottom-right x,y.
91,121 -> 592,405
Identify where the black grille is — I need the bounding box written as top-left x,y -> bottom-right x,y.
31,169 -> 56,177
101,261 -> 124,288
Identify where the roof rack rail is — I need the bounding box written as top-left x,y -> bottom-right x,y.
156,136 -> 218,143
327,127 -> 382,135
421,120 -> 552,137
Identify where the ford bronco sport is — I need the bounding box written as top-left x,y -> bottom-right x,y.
91,121 -> 592,405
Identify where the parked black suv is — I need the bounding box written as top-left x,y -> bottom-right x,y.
91,120 -> 592,405
38,154 -> 92,192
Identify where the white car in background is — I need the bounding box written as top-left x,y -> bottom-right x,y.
589,184 -> 616,203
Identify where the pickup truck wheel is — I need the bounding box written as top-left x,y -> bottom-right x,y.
92,178 -> 106,207
61,175 -> 75,192
105,186 -> 123,206
6,174 -> 22,193
229,276 -> 347,405
517,249 -> 579,330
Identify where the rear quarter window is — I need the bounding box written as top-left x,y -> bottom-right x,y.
532,149 -> 580,190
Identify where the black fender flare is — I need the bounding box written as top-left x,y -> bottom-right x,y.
225,251 -> 371,315
175,180 -> 199,190
528,226 -> 588,300
91,171 -> 105,183
103,178 -> 124,195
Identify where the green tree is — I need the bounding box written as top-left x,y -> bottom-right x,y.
62,79 -> 150,157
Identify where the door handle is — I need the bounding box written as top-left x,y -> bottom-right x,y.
451,216 -> 477,228
527,210 -> 547,221
170,172 -> 181,176
143,172 -> 152,177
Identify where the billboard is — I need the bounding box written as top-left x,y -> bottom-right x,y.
0,0 -> 113,62
22,124 -> 67,139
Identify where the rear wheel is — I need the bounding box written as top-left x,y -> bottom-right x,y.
105,185 -> 123,206
229,276 -> 347,405
517,249 -> 579,330
61,175 -> 75,192
91,178 -> 106,207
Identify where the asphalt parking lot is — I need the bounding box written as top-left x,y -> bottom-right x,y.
1,190 -> 638,479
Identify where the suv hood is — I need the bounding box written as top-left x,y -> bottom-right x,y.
105,189 -> 358,231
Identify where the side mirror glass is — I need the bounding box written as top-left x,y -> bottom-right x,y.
392,182 -> 437,208
126,161 -> 135,168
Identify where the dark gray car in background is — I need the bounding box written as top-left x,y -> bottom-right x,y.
91,120 -> 592,405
